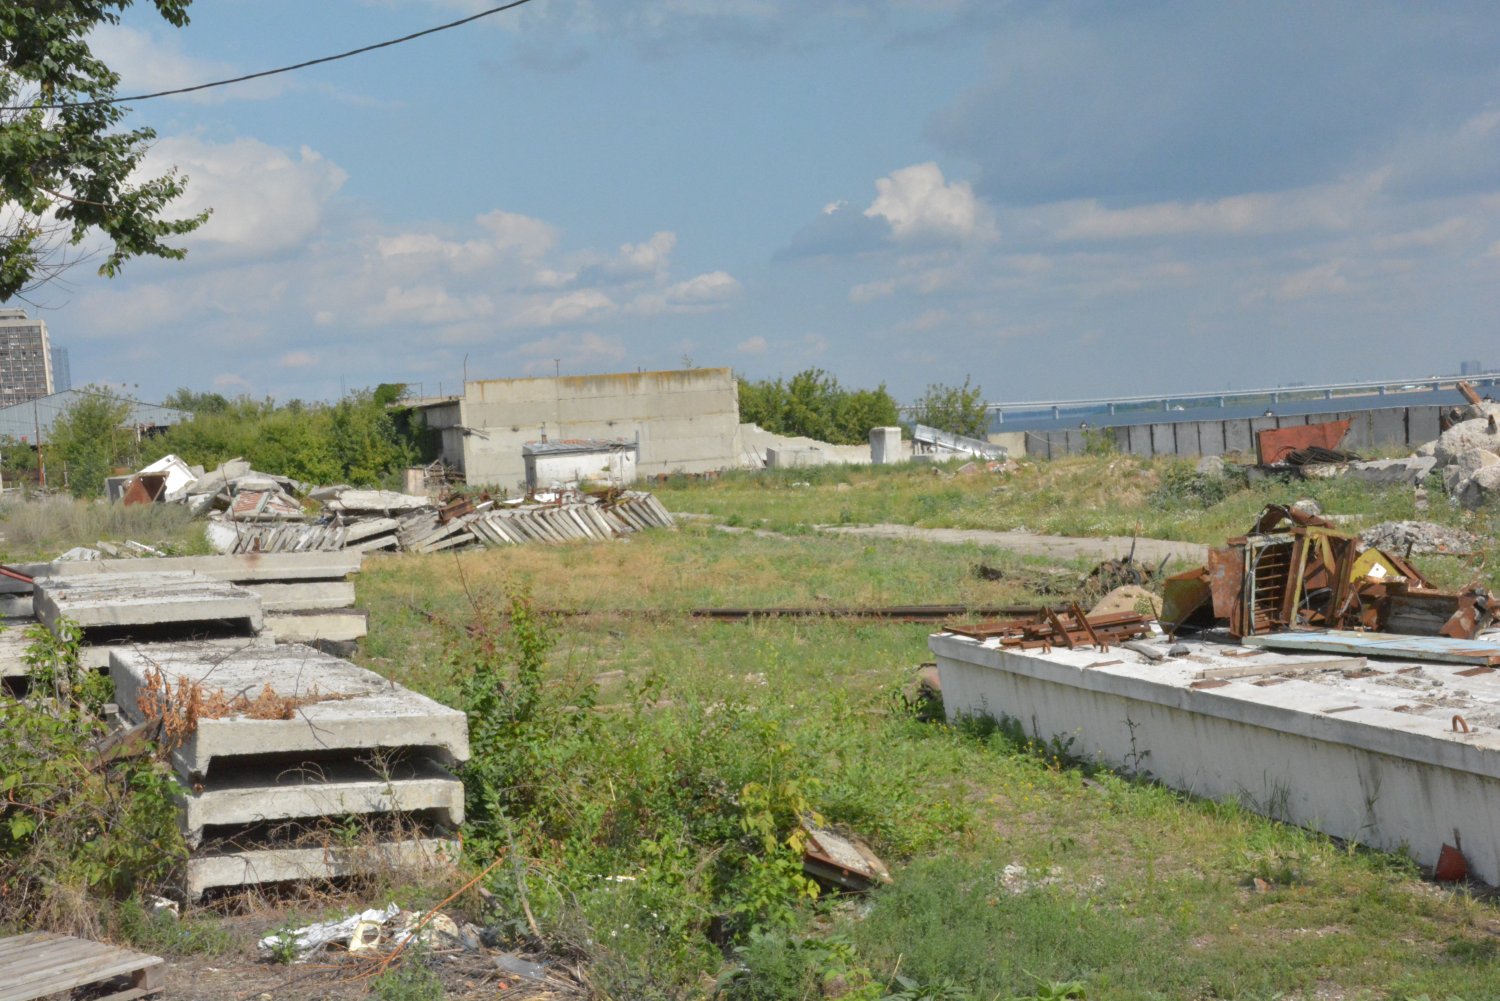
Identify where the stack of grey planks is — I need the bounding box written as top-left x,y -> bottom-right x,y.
205,518 -> 400,556
0,552 -> 368,688
395,491 -> 675,555
205,490 -> 674,556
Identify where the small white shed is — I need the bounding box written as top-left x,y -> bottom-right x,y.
522,438 -> 638,491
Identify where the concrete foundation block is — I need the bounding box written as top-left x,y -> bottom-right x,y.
932,630 -> 1500,885
109,643 -> 470,779
184,836 -> 460,897
179,757 -> 464,847
766,446 -> 826,469
243,581 -> 357,612
80,633 -> 275,671
34,573 -> 263,635
869,426 -> 903,465
1344,456 -> 1438,486
263,608 -> 369,643
0,619 -> 34,680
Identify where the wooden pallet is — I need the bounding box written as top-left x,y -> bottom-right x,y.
0,931 -> 163,1001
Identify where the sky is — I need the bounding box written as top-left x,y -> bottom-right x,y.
27,0 -> 1500,404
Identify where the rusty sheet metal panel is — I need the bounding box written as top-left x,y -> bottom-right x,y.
1161,568 -> 1212,633
1207,546 -> 1242,620
1256,419 -> 1352,465
121,472 -> 167,507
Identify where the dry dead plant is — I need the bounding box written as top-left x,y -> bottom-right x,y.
135,666 -> 354,750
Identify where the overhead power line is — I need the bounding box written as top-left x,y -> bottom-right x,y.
3,0 -> 539,110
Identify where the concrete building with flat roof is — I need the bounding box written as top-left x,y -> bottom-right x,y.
0,308 -> 54,405
411,367 -> 743,490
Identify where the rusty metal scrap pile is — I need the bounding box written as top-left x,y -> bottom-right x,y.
943,604 -> 1154,651
1161,504 -> 1491,641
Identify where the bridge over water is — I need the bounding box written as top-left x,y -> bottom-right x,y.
977,372 -> 1500,433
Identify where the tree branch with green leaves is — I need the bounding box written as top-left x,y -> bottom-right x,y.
0,1 -> 207,301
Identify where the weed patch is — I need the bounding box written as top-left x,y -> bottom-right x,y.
0,618 -> 185,935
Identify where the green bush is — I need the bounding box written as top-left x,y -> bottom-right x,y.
0,618 -> 185,930
144,387 -> 422,487
1148,460 -> 1246,509
907,377 -> 989,439
738,369 -> 900,445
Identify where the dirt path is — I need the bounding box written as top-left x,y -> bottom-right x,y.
818,523 -> 1207,567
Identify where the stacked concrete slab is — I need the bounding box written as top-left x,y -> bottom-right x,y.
34,573 -> 262,637
0,552 -> 368,653
110,642 -> 468,897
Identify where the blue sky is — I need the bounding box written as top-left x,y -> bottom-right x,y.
38,0 -> 1500,404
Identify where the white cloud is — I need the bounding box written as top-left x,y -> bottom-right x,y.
849,279 -> 896,303
865,162 -> 996,243
666,270 -> 741,304
511,289 -> 616,327
141,137 -> 348,258
278,351 -> 319,368
1371,216 -> 1475,252
611,231 -> 677,277
1273,260 -> 1351,302
365,284 -> 496,326
213,372 -> 251,390
1051,175 -> 1384,242
512,332 -> 628,374
90,26 -> 288,104
476,210 -> 561,259
629,270 -> 743,316
737,335 -> 768,355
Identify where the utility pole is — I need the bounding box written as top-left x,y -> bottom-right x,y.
33,400 -> 44,489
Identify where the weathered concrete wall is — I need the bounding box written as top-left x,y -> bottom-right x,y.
987,431 -> 1027,456
932,632 -> 1500,884
443,368 -> 742,489
1025,404 -> 1446,460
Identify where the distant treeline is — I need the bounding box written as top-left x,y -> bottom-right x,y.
737,369 -> 988,444
37,385 -> 428,498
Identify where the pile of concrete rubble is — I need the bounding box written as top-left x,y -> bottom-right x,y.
1421,393 -> 1500,509
119,456 -> 676,556
1250,381 -> 1500,510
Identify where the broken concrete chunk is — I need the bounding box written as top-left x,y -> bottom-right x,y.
1344,456 -> 1437,486
1195,455 -> 1226,477
322,489 -> 433,514
1458,465 -> 1500,510
1089,585 -> 1162,619
1450,447 -> 1500,477
1435,417 -> 1500,467
1360,521 -> 1479,556
801,822 -> 891,891
1414,439 -> 1438,458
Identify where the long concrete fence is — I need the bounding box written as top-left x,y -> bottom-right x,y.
1023,405 -> 1442,460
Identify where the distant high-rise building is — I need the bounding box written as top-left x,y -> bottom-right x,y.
0,308 -> 54,406
1461,359 -> 1485,376
50,346 -> 70,392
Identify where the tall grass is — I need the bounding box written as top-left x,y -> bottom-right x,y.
654,454 -> 1495,548
352,531 -> 1500,1000
0,495 -> 209,561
